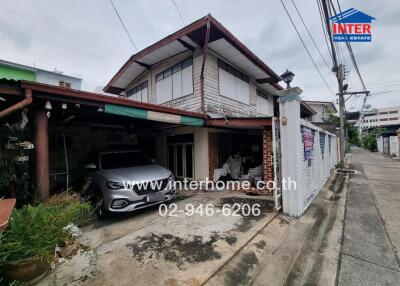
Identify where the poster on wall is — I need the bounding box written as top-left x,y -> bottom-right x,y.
301,126 -> 314,165
320,132 -> 326,159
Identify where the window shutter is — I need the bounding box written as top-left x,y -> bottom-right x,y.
156,80 -> 164,104
173,71 -> 183,99
163,75 -> 173,102
141,87 -> 148,102
182,65 -> 193,96
219,68 -> 236,100
236,78 -> 249,104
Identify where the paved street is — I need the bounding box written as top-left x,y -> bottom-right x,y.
338,147 -> 400,285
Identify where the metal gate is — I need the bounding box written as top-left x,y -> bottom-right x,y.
272,118 -> 282,211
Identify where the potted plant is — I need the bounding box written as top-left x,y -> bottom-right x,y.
0,198 -> 92,283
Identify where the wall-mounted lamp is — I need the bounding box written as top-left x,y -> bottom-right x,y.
280,69 -> 295,89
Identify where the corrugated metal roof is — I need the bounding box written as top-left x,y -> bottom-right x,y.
104,14 -> 282,94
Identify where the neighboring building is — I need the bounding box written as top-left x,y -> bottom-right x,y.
304,101 -> 337,123
346,111 -> 360,125
357,106 -> 400,131
303,100 -> 337,132
0,59 -> 82,89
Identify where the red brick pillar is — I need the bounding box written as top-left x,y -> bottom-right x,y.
208,133 -> 219,180
34,109 -> 50,201
263,126 -> 273,194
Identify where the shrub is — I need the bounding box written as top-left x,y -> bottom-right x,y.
361,128 -> 386,152
0,199 -> 92,264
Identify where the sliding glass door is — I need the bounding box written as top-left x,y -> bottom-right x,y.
167,143 -> 194,180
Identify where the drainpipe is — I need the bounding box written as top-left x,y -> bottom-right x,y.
0,89 -> 32,119
200,17 -> 211,114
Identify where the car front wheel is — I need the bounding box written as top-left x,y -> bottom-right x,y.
94,191 -> 110,219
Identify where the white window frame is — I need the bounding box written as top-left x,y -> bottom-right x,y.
156,57 -> 193,104
218,59 -> 250,104
127,80 -> 148,102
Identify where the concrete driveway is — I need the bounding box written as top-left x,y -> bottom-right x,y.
38,190 -> 276,286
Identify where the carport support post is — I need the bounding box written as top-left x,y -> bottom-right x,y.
277,87 -> 303,217
34,108 -> 49,201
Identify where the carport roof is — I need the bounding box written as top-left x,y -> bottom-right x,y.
17,81 -> 206,126
20,81 -> 203,116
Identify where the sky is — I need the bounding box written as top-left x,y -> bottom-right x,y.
1,0 -> 399,112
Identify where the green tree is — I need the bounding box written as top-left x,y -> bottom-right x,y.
361,128 -> 386,152
347,123 -> 360,146
328,113 -> 340,127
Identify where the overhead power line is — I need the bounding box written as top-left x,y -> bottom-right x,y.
316,0 -> 333,60
170,0 -> 185,25
108,0 -> 138,51
280,0 -> 335,96
367,80 -> 400,87
373,88 -> 400,95
331,0 -> 366,91
290,0 -> 331,71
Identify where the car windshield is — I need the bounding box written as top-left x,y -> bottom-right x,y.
101,151 -> 153,169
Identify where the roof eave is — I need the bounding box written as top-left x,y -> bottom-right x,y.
104,14 -> 282,94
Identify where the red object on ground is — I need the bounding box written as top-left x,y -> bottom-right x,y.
0,198 -> 16,230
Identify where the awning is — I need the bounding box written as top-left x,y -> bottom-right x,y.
105,104 -> 204,127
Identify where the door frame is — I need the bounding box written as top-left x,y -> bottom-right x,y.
167,142 -> 194,180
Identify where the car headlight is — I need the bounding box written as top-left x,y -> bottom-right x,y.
105,180 -> 125,190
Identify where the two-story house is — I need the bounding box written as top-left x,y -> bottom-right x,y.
104,15 -> 314,189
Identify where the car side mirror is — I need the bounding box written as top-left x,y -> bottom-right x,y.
84,163 -> 97,170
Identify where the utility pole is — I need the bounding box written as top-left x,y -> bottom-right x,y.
321,0 -> 346,167
358,91 -> 370,135
342,90 -> 370,134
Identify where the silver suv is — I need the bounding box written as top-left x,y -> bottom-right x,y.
84,150 -> 175,218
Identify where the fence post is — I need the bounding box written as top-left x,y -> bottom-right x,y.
277,87 -> 303,217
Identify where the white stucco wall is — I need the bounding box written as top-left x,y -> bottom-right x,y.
194,128 -> 209,180
279,90 -> 337,217
300,120 -> 337,211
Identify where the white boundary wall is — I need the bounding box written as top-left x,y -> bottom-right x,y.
376,135 -> 399,157
389,136 -> 399,157
377,136 -> 384,153
278,88 -> 337,217
300,120 -> 337,211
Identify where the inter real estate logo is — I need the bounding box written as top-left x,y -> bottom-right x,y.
330,8 -> 376,42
